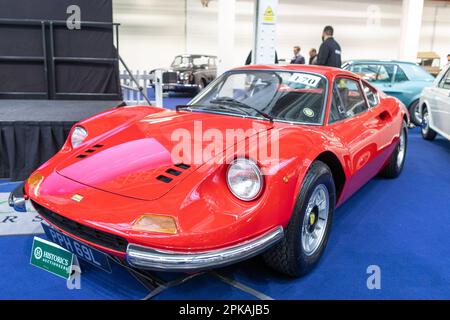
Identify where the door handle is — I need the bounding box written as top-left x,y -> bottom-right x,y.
377,110 -> 391,121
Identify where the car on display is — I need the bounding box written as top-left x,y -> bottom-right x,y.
417,51 -> 441,77
342,59 -> 434,126
13,65 -> 409,277
419,63 -> 450,141
157,54 -> 217,95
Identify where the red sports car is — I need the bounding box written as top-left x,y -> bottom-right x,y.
17,65 -> 409,277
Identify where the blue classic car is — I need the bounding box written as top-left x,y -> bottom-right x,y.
342,60 -> 434,125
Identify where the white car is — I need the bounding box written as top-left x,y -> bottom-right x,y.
419,64 -> 450,141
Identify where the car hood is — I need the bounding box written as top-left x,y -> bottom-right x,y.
56,111 -> 272,201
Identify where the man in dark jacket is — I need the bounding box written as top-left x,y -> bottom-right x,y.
317,26 -> 342,68
290,46 -> 305,64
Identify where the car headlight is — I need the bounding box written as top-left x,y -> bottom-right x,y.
70,126 -> 88,148
226,158 -> 263,201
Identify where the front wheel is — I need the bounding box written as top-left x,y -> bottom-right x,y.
379,121 -> 407,179
421,106 -> 437,141
263,161 -> 336,277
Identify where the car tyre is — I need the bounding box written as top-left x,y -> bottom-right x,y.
379,121 -> 407,179
408,100 -> 421,126
421,106 -> 437,141
263,161 -> 336,277
197,78 -> 207,93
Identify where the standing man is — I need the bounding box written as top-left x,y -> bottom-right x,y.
317,26 -> 342,68
290,46 -> 305,64
309,48 -> 318,65
447,54 -> 450,63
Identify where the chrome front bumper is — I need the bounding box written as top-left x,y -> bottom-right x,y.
8,185 -> 27,212
126,226 -> 284,272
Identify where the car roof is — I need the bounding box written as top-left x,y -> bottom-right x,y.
344,59 -> 418,65
233,64 -> 355,78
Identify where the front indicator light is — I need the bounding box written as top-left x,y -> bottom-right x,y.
28,172 -> 44,197
132,215 -> 178,234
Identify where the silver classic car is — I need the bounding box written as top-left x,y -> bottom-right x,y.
419,63 -> 450,141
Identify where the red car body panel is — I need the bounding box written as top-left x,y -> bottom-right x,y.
25,65 -> 409,259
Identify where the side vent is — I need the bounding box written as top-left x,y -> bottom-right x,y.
85,149 -> 96,153
156,175 -> 173,183
76,154 -> 87,159
93,144 -> 104,148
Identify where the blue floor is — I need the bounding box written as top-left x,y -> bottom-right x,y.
1,122 -> 449,299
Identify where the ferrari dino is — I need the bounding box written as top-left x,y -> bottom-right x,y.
13,65 -> 409,277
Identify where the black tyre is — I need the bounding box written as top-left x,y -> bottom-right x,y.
408,100 -> 421,126
379,121 -> 407,179
421,106 -> 437,141
263,161 -> 336,277
197,78 -> 207,93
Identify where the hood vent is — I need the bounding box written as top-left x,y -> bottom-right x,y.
175,163 -> 190,170
75,144 -> 105,159
156,163 -> 191,184
156,175 -> 173,183
166,168 -> 181,176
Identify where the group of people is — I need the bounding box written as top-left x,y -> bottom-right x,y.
290,25 -> 342,68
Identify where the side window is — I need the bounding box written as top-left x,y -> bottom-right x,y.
348,64 -> 379,82
394,66 -> 408,82
439,69 -> 450,90
362,82 -> 379,108
375,65 -> 395,83
329,78 -> 369,123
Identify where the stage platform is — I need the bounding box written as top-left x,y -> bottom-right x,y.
0,99 -> 123,180
0,98 -> 190,181
0,100 -> 123,122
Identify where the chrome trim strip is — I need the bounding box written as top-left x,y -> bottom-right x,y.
126,226 -> 284,271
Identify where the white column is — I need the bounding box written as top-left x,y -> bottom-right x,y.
217,0 -> 236,75
253,0 -> 278,65
399,0 -> 424,62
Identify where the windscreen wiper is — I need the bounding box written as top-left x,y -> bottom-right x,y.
210,97 -> 274,123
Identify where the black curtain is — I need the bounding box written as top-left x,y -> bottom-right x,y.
0,0 -> 120,99
0,122 -> 73,180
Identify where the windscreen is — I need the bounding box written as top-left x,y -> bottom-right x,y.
189,70 -> 328,124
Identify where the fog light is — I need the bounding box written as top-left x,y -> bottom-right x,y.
132,215 -> 178,234
28,172 -> 44,197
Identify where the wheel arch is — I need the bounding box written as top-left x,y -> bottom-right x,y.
314,151 -> 346,202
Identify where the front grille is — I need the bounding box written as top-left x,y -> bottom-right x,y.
32,200 -> 128,253
163,71 -> 178,84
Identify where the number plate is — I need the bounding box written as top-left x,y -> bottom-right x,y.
42,223 -> 112,273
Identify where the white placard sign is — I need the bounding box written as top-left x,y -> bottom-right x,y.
288,74 -> 322,87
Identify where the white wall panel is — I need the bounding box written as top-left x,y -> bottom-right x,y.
113,0 -> 450,71
421,1 -> 450,66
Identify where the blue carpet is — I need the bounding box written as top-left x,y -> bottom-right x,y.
162,97 -> 191,110
0,124 -> 449,299
0,235 -> 149,299
216,128 -> 450,299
